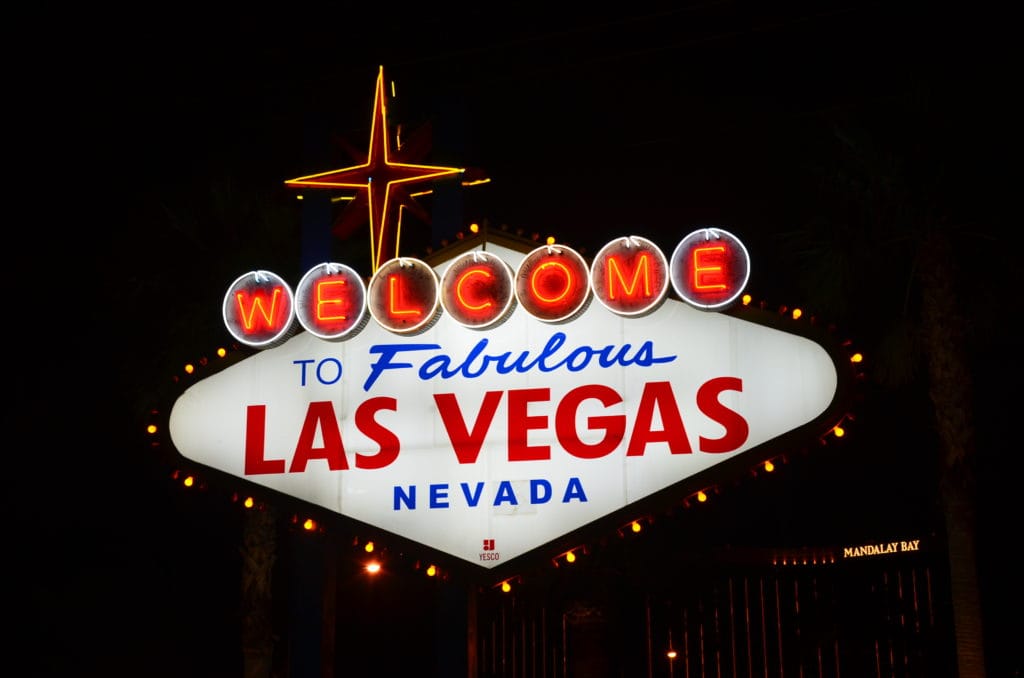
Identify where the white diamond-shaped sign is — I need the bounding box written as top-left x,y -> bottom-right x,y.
170,242 -> 841,570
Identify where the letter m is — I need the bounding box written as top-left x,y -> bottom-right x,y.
607,253 -> 652,300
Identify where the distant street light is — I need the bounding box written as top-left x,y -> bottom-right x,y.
667,630 -> 677,678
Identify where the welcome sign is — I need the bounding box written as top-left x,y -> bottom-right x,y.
169,234 -> 844,570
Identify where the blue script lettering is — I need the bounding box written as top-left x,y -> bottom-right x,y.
365,332 -> 675,390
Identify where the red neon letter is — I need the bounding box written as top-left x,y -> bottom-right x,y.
435,391 -> 504,464
235,287 -> 286,332
455,266 -> 493,311
290,401 -> 348,472
315,278 -> 349,322
606,253 -> 652,300
354,397 -> 401,469
530,261 -> 573,304
692,245 -> 728,291
508,388 -> 551,461
556,384 -> 625,459
696,377 -> 748,452
388,274 -> 422,317
244,405 -> 286,475
626,381 -> 693,456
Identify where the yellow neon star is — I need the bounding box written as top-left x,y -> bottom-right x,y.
285,66 -> 464,273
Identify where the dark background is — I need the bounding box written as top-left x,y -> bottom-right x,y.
10,3 -> 1018,676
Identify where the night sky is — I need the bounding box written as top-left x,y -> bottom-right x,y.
11,4 -> 1018,676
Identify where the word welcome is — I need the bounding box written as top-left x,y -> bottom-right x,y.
223,230 -> 751,346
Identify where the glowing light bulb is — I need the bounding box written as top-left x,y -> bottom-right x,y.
364,541 -> 375,553
366,561 -> 381,574
764,460 -> 775,473
426,565 -> 436,577
850,353 -> 863,363
697,490 -> 707,503
244,497 -> 254,508
565,551 -> 576,564
501,580 -> 511,593
146,424 -> 158,434
303,518 -> 316,531
631,520 -> 642,533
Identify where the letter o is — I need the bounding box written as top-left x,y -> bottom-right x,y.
514,245 -> 591,322
316,357 -> 343,385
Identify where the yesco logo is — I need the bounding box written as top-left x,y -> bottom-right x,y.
481,538 -> 499,561
222,231 -> 751,347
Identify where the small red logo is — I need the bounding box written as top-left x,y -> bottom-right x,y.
482,539 -> 495,551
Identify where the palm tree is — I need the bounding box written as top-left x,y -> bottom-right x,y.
776,85 -> 1005,676
241,504 -> 278,678
129,171 -> 300,677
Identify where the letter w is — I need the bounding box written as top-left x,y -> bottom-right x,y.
235,288 -> 284,331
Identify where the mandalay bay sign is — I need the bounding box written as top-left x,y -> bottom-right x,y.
169,231 -> 848,571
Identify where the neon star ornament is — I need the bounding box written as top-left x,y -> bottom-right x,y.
285,66 -> 465,273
